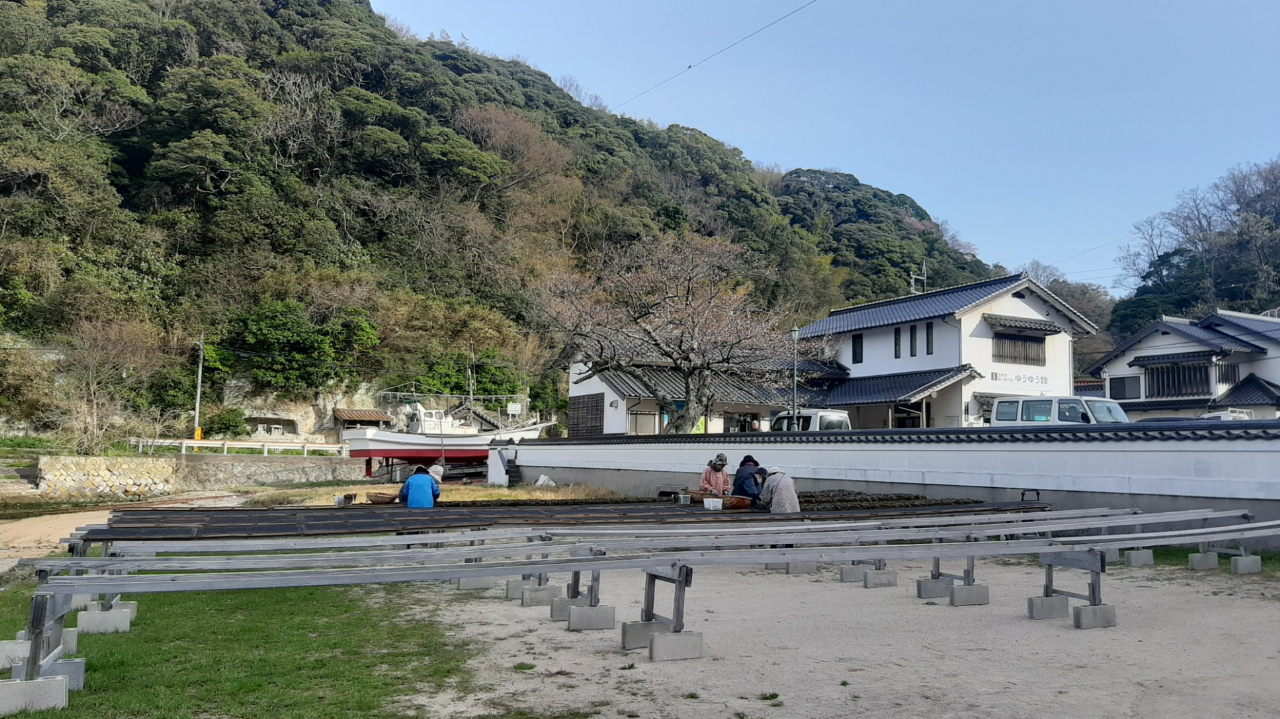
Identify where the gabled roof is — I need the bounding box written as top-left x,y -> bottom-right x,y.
821,365 -> 979,407
1214,373 -> 1280,407
1127,350 -> 1218,368
595,367 -> 829,407
1084,316 -> 1266,376
798,273 -> 1096,339
333,409 -> 393,422
1200,309 -> 1280,346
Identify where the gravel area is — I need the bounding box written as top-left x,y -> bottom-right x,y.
401,558 -> 1280,719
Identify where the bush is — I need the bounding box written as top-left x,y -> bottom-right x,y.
205,408 -> 250,438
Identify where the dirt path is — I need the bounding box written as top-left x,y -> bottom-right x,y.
401,559 -> 1280,719
0,509 -> 112,561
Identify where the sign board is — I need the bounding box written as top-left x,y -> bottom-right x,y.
506,402 -> 521,416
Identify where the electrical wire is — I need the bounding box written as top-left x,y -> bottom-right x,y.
614,0 -> 820,110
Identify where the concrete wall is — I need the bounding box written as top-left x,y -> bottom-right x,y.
503,436 -> 1280,535
39,454 -> 366,501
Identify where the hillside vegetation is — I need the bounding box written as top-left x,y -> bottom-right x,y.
0,0 -> 998,447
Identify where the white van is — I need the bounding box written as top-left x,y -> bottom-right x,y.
770,409 -> 852,432
989,396 -> 1130,427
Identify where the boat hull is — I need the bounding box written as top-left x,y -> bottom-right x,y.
343,424 -> 553,462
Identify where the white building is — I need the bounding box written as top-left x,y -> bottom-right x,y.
1082,309 -> 1280,420
798,273 -> 1096,428
566,273 -> 1096,435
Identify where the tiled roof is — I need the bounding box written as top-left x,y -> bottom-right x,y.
1201,309 -> 1280,346
1215,374 -> 1280,407
1074,382 -> 1104,398
1116,398 -> 1212,412
1127,350 -> 1217,368
982,314 -> 1064,334
822,366 -> 978,407
595,367 -> 829,406
1084,317 -> 1266,376
333,409 -> 393,422
748,358 -> 849,379
799,275 -> 1028,338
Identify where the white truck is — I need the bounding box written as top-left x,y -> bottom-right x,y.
769,409 -> 852,432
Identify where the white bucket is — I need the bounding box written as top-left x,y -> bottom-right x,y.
703,498 -> 723,510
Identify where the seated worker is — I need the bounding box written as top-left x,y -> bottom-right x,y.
397,464 -> 442,508
759,467 -> 800,514
699,453 -> 732,496
732,455 -> 763,504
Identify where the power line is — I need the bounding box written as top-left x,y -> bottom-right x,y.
614,0 -> 820,110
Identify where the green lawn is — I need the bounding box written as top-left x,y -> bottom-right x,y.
1150,546 -> 1280,573
1,573 -> 472,718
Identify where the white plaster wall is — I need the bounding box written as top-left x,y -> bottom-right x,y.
961,293 -> 1075,401
568,364 -> 628,434
508,437 -> 1280,502
832,320 -> 962,377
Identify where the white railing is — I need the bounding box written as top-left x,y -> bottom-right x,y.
129,438 -> 348,457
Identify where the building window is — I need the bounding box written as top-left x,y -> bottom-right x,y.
851,334 -> 863,364
1217,362 -> 1239,386
894,327 -> 901,359
909,325 -> 918,357
1146,365 -> 1210,398
992,333 -> 1045,366
1109,376 -> 1141,400
926,322 -> 934,355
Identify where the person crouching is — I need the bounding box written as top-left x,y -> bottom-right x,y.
397,464 -> 442,508
759,467 -> 800,514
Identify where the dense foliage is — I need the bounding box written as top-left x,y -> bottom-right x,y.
0,0 -> 999,438
1111,157 -> 1280,337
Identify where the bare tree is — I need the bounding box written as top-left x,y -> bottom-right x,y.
379,14 -> 420,42
934,220 -> 979,257
555,75 -> 609,112
539,235 -> 793,433
1017,259 -> 1065,285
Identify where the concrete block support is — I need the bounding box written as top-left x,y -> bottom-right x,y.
550,597 -> 588,621
1232,555 -> 1263,575
0,643 -> 29,671
863,570 -> 898,589
786,562 -> 818,575
839,566 -> 867,583
621,621 -> 671,650
916,577 -> 954,599
1125,550 -> 1154,567
69,595 -> 92,612
505,578 -> 536,599
454,577 -> 495,590
1188,552 -> 1219,571
567,605 -> 616,631
521,585 -> 562,607
0,676 -> 68,715
950,584 -> 990,606
87,600 -> 138,620
1073,604 -> 1117,630
764,563 -> 787,570
60,630 -> 77,656
10,659 -> 86,691
1103,548 -> 1121,564
1027,595 -> 1070,620
77,607 -> 131,634
649,631 -> 703,662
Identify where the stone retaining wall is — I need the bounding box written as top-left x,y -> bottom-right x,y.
38,454 -> 366,501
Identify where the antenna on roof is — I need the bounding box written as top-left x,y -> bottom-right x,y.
909,259 -> 928,294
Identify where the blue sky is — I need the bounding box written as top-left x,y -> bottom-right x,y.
372,0 -> 1280,291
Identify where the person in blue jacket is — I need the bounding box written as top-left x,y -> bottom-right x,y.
731,455 -> 763,506
397,464 -> 442,508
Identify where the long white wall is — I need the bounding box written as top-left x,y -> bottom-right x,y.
505,437 -> 1280,503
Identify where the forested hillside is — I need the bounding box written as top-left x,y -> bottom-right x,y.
1111,157 -> 1280,337
0,0 -> 993,444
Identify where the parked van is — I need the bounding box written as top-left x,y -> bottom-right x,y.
770,409 -> 852,432
989,396 -> 1131,427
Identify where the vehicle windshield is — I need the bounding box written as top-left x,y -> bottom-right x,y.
819,415 -> 851,430
771,415 -> 812,432
1085,400 -> 1130,424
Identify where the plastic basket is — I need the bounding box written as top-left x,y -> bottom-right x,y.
702,498 -> 723,510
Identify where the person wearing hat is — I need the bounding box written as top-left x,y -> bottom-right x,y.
759,467 -> 800,514
699,453 -> 732,496
397,463 -> 442,508
731,454 -> 763,505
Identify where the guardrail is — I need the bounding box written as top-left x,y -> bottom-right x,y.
128,438 -> 348,457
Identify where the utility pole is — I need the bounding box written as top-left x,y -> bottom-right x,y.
789,325 -> 800,431
193,333 -> 205,440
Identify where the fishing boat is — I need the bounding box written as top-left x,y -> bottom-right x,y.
342,403 -> 553,463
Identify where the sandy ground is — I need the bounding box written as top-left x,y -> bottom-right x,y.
401,558 -> 1280,719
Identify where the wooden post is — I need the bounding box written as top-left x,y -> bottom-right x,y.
23,595 -> 48,681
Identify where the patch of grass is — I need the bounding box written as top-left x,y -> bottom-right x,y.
840,680 -> 850,686
0,436 -> 62,449
514,662 -> 537,671
619,662 -> 635,670
1150,547 -> 1280,575
0,458 -> 37,468
758,692 -> 779,701
0,579 -> 470,718
770,701 -> 784,707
